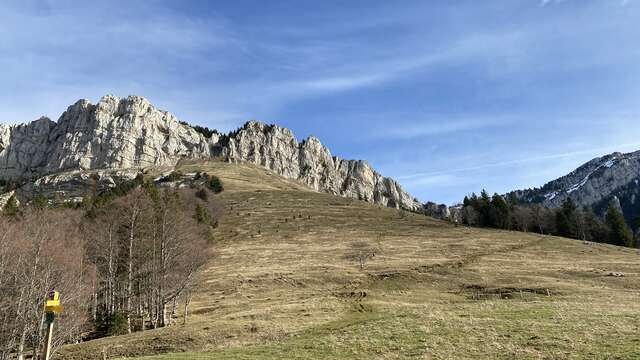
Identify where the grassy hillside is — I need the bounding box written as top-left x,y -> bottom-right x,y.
59,160 -> 640,359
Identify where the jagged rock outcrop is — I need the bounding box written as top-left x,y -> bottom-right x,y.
0,95 -> 421,211
0,95 -> 214,180
423,201 -> 451,219
220,121 -> 421,210
15,169 -> 141,204
0,190 -> 18,210
0,117 -> 55,179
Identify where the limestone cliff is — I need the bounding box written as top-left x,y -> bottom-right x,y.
218,121 -> 421,210
0,95 -> 213,179
0,95 -> 421,211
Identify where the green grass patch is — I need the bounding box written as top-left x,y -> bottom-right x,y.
125,312 -> 427,359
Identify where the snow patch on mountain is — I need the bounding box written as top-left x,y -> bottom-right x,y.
566,157 -> 617,194
545,191 -> 559,201
566,177 -> 589,194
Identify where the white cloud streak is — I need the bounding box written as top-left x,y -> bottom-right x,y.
397,142 -> 640,181
368,116 -> 514,140
283,31 -> 531,94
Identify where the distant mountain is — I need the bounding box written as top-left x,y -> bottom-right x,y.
0,95 -> 421,211
510,151 -> 640,230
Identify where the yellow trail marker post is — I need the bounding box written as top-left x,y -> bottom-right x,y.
43,290 -> 63,360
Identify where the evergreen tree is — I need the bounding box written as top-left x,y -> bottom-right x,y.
195,203 -> 212,225
489,194 -> 511,229
508,193 -> 519,207
582,209 -> 608,243
480,190 -> 490,204
556,198 -> 578,239
2,195 -> 19,218
634,213 -> 640,246
478,190 -> 491,226
605,204 -> 634,247
31,195 -> 49,210
463,196 -> 471,207
468,193 -> 479,210
207,175 -> 224,194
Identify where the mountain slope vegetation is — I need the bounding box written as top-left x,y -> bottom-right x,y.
510,150 -> 640,231
54,160 -> 640,360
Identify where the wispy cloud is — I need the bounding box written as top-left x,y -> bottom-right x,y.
299,74 -> 385,92
401,174 -> 471,187
282,31 -> 531,94
540,0 -> 564,7
0,1 -> 245,125
397,142 -> 640,181
368,116 -> 514,140
542,0 -> 632,7
2,0 -> 640,206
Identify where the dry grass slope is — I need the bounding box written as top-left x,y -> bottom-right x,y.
59,160 -> 640,360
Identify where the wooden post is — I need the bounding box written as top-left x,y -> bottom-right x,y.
43,312 -> 55,360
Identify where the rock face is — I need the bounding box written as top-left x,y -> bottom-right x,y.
219,121 -> 421,210
0,95 -> 214,179
511,151 -> 640,228
15,169 -> 141,204
0,95 -> 421,211
423,201 -> 451,220
0,190 -> 18,210
0,117 -> 56,179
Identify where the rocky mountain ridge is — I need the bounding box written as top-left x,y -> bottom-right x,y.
510,150 -> 640,228
0,95 -> 421,211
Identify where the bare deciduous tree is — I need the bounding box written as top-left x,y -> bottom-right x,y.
345,241 -> 376,270
531,204 -> 555,235
1,184 -> 219,356
512,206 -> 533,232
0,209 -> 94,360
115,188 -> 149,334
463,206 -> 480,226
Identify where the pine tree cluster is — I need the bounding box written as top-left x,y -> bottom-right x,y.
461,191 -> 636,247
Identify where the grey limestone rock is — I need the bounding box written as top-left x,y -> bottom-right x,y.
0,96 -> 421,211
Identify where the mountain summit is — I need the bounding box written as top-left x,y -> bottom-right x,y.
0,95 -> 420,211
511,150 -> 640,227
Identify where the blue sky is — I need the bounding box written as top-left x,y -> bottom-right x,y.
2,0 -> 640,204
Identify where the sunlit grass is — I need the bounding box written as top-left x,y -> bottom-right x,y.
60,160 -> 640,360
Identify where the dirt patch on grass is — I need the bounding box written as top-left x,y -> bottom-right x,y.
273,274 -> 306,288
461,284 -> 555,300
333,291 -> 368,300
191,306 -> 221,315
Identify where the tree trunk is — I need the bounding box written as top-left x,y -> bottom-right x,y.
161,301 -> 167,327
107,225 -> 115,319
126,214 -> 136,334
183,293 -> 192,325
16,338 -> 24,360
170,297 -> 178,326
92,282 -> 98,322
